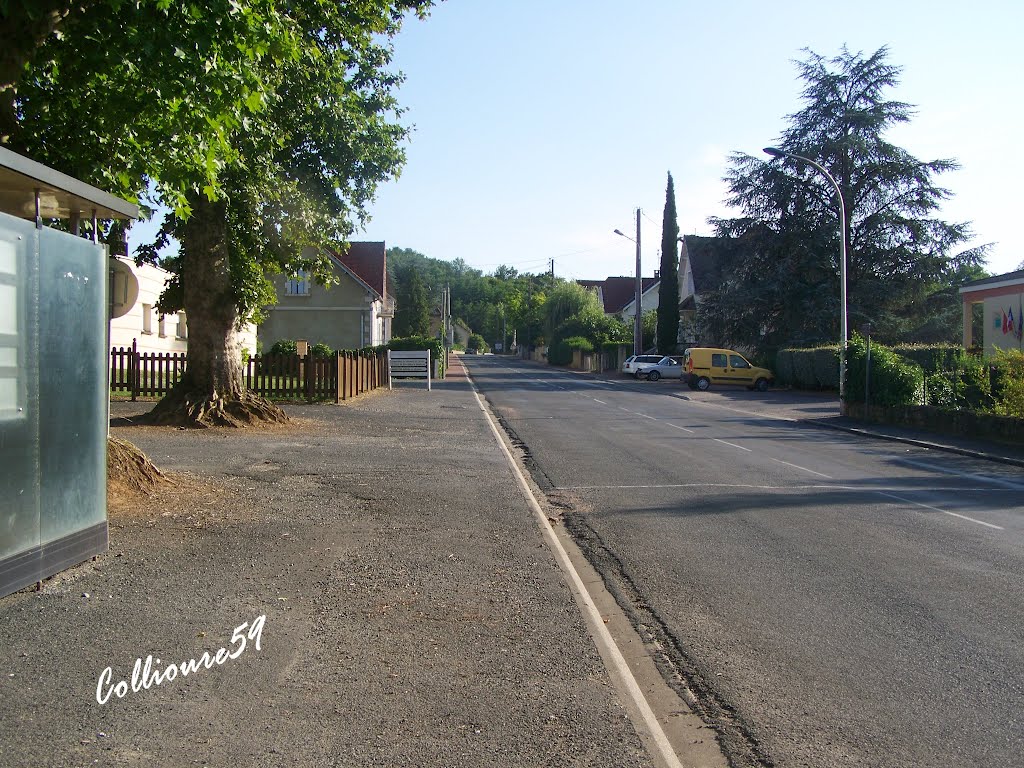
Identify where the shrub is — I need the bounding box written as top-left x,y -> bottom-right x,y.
310,342 -> 334,358
891,343 -> 966,375
845,335 -> 924,407
774,349 -> 795,387
467,332 -> 488,353
991,349 -> 1024,419
241,347 -> 251,365
268,339 -> 297,356
812,346 -> 840,389
791,348 -> 818,389
547,340 -> 573,366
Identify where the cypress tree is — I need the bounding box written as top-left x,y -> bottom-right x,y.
656,172 -> 681,354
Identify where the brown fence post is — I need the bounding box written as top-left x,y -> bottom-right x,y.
130,338 -> 139,401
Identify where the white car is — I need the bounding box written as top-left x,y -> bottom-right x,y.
621,354 -> 663,377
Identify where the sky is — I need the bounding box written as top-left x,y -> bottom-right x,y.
356,0 -> 1024,282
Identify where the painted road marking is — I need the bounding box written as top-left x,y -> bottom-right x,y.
876,491 -> 1005,531
666,424 -> 695,434
714,438 -> 752,452
769,457 -> 833,479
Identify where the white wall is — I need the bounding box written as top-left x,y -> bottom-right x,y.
984,291 -> 1024,354
109,256 -> 257,355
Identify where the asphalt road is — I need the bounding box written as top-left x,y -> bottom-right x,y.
466,355 -> 1024,768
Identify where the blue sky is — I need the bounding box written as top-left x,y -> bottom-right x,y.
358,0 -> 1024,281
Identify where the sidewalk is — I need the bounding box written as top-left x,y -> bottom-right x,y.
0,364 -> 655,768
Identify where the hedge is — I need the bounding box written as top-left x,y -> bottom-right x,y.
548,336 -> 593,366
845,335 -> 923,407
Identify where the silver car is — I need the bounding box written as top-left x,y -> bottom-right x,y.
633,355 -> 683,381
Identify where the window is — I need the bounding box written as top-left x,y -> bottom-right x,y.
711,353 -> 727,368
730,355 -> 750,369
141,303 -> 152,334
175,312 -> 187,339
285,270 -> 310,296
157,314 -> 166,337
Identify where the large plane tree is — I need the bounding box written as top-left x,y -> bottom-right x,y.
5,0 -> 432,426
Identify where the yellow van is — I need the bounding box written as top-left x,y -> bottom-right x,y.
683,348 -> 774,392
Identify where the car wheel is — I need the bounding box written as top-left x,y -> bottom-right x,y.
696,376 -> 711,391
647,370 -> 660,381
634,370 -> 646,380
755,377 -> 770,392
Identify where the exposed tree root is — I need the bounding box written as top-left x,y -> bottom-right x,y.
138,387 -> 289,429
108,436 -> 165,496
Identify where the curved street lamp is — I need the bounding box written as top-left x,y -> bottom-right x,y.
614,209 -> 643,356
763,147 -> 848,409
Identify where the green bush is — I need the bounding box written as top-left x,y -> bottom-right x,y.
812,346 -> 840,389
774,349 -> 796,387
912,348 -> 992,411
891,343 -> 966,375
992,349 -> 1024,419
845,335 -> 923,407
268,339 -> 297,356
467,332 -> 488,353
790,348 -> 818,389
309,342 -> 334,358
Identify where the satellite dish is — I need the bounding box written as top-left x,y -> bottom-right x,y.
108,258 -> 139,319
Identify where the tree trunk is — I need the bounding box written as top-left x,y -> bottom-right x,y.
142,194 -> 286,427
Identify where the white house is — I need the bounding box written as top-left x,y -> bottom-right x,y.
109,255 -> 258,355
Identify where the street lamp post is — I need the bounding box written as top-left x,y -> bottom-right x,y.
614,208 -> 643,356
763,147 -> 848,409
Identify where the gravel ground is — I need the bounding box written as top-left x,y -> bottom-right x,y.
0,370 -> 654,767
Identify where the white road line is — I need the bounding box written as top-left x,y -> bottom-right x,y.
892,457 -> 1024,490
593,398 -> 607,404
641,414 -> 658,420
666,424 -> 695,434
876,491 -> 1005,531
769,457 -> 833,479
468,386 -> 685,768
714,438 -> 752,452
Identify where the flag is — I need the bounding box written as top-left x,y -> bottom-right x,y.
1002,309 -> 1008,334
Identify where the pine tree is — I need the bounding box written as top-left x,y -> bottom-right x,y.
708,46 -> 987,354
656,172 -> 681,353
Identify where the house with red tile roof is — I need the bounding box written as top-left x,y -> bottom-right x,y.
258,241 -> 394,351
577,276 -> 661,318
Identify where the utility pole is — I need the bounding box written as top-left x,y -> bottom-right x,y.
549,258 -> 555,288
634,208 -> 642,356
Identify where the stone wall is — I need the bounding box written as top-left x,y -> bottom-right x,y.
844,402 -> 1024,446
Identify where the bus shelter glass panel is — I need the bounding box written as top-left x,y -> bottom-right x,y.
0,214 -> 38,563
38,225 -> 107,542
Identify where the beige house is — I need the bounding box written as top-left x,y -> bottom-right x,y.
258,241 -> 393,352
428,308 -> 472,348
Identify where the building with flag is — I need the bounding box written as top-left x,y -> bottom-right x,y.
960,268 -> 1024,354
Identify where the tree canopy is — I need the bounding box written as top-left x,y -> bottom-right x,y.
4,0 -> 433,424
706,46 -> 988,355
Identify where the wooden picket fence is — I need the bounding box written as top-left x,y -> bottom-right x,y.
110,340 -> 388,402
